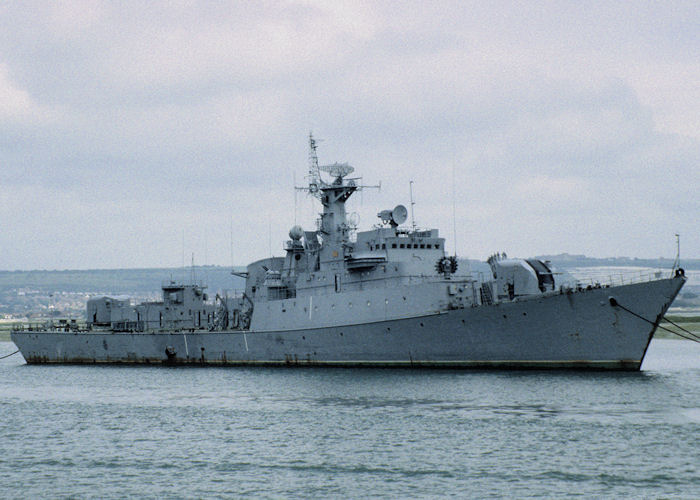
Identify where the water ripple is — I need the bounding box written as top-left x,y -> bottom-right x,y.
0,339 -> 698,498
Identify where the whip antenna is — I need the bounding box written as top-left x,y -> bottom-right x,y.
409,180 -> 416,231
452,160 -> 457,256
672,233 -> 680,276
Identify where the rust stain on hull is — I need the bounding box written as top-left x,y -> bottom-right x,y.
23,355 -> 641,371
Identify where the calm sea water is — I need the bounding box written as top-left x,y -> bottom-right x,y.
1,339 -> 699,499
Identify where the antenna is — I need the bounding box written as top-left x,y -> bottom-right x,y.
297,132 -> 325,201
230,217 -> 234,271
409,180 -> 416,231
204,229 -> 208,286
307,132 -> 326,198
190,252 -> 195,284
672,233 -> 680,276
452,160 -> 457,257
319,162 -> 354,178
309,131 -> 319,171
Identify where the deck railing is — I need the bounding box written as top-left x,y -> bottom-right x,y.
11,319 -> 88,332
567,268 -> 669,288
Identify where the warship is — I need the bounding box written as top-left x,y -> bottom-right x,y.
12,136 -> 686,369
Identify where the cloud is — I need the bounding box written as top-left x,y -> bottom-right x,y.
0,1 -> 698,269
0,64 -> 56,125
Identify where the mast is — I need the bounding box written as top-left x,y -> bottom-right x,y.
316,163 -> 357,269
296,135 -> 379,270
306,133 -> 326,199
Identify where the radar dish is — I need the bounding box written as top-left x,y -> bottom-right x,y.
319,162 -> 354,178
392,204 -> 408,226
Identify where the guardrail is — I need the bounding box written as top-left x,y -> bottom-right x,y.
11,319 -> 88,332
161,279 -> 206,289
568,268 -> 669,288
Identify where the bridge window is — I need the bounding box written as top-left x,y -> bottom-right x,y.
392,243 -> 397,248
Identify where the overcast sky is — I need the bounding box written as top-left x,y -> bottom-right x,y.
1,1 -> 698,270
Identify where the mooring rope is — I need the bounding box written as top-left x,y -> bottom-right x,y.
609,297 -> 700,344
660,315 -> 700,341
0,349 -> 20,360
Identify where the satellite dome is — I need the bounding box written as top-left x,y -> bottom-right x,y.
289,225 -> 304,241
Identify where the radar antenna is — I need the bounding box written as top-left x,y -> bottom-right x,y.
309,133 -> 320,176
319,162 -> 354,179
299,132 -> 328,200
296,133 -> 380,199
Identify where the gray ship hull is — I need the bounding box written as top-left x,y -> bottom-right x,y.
11,276 -> 685,370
